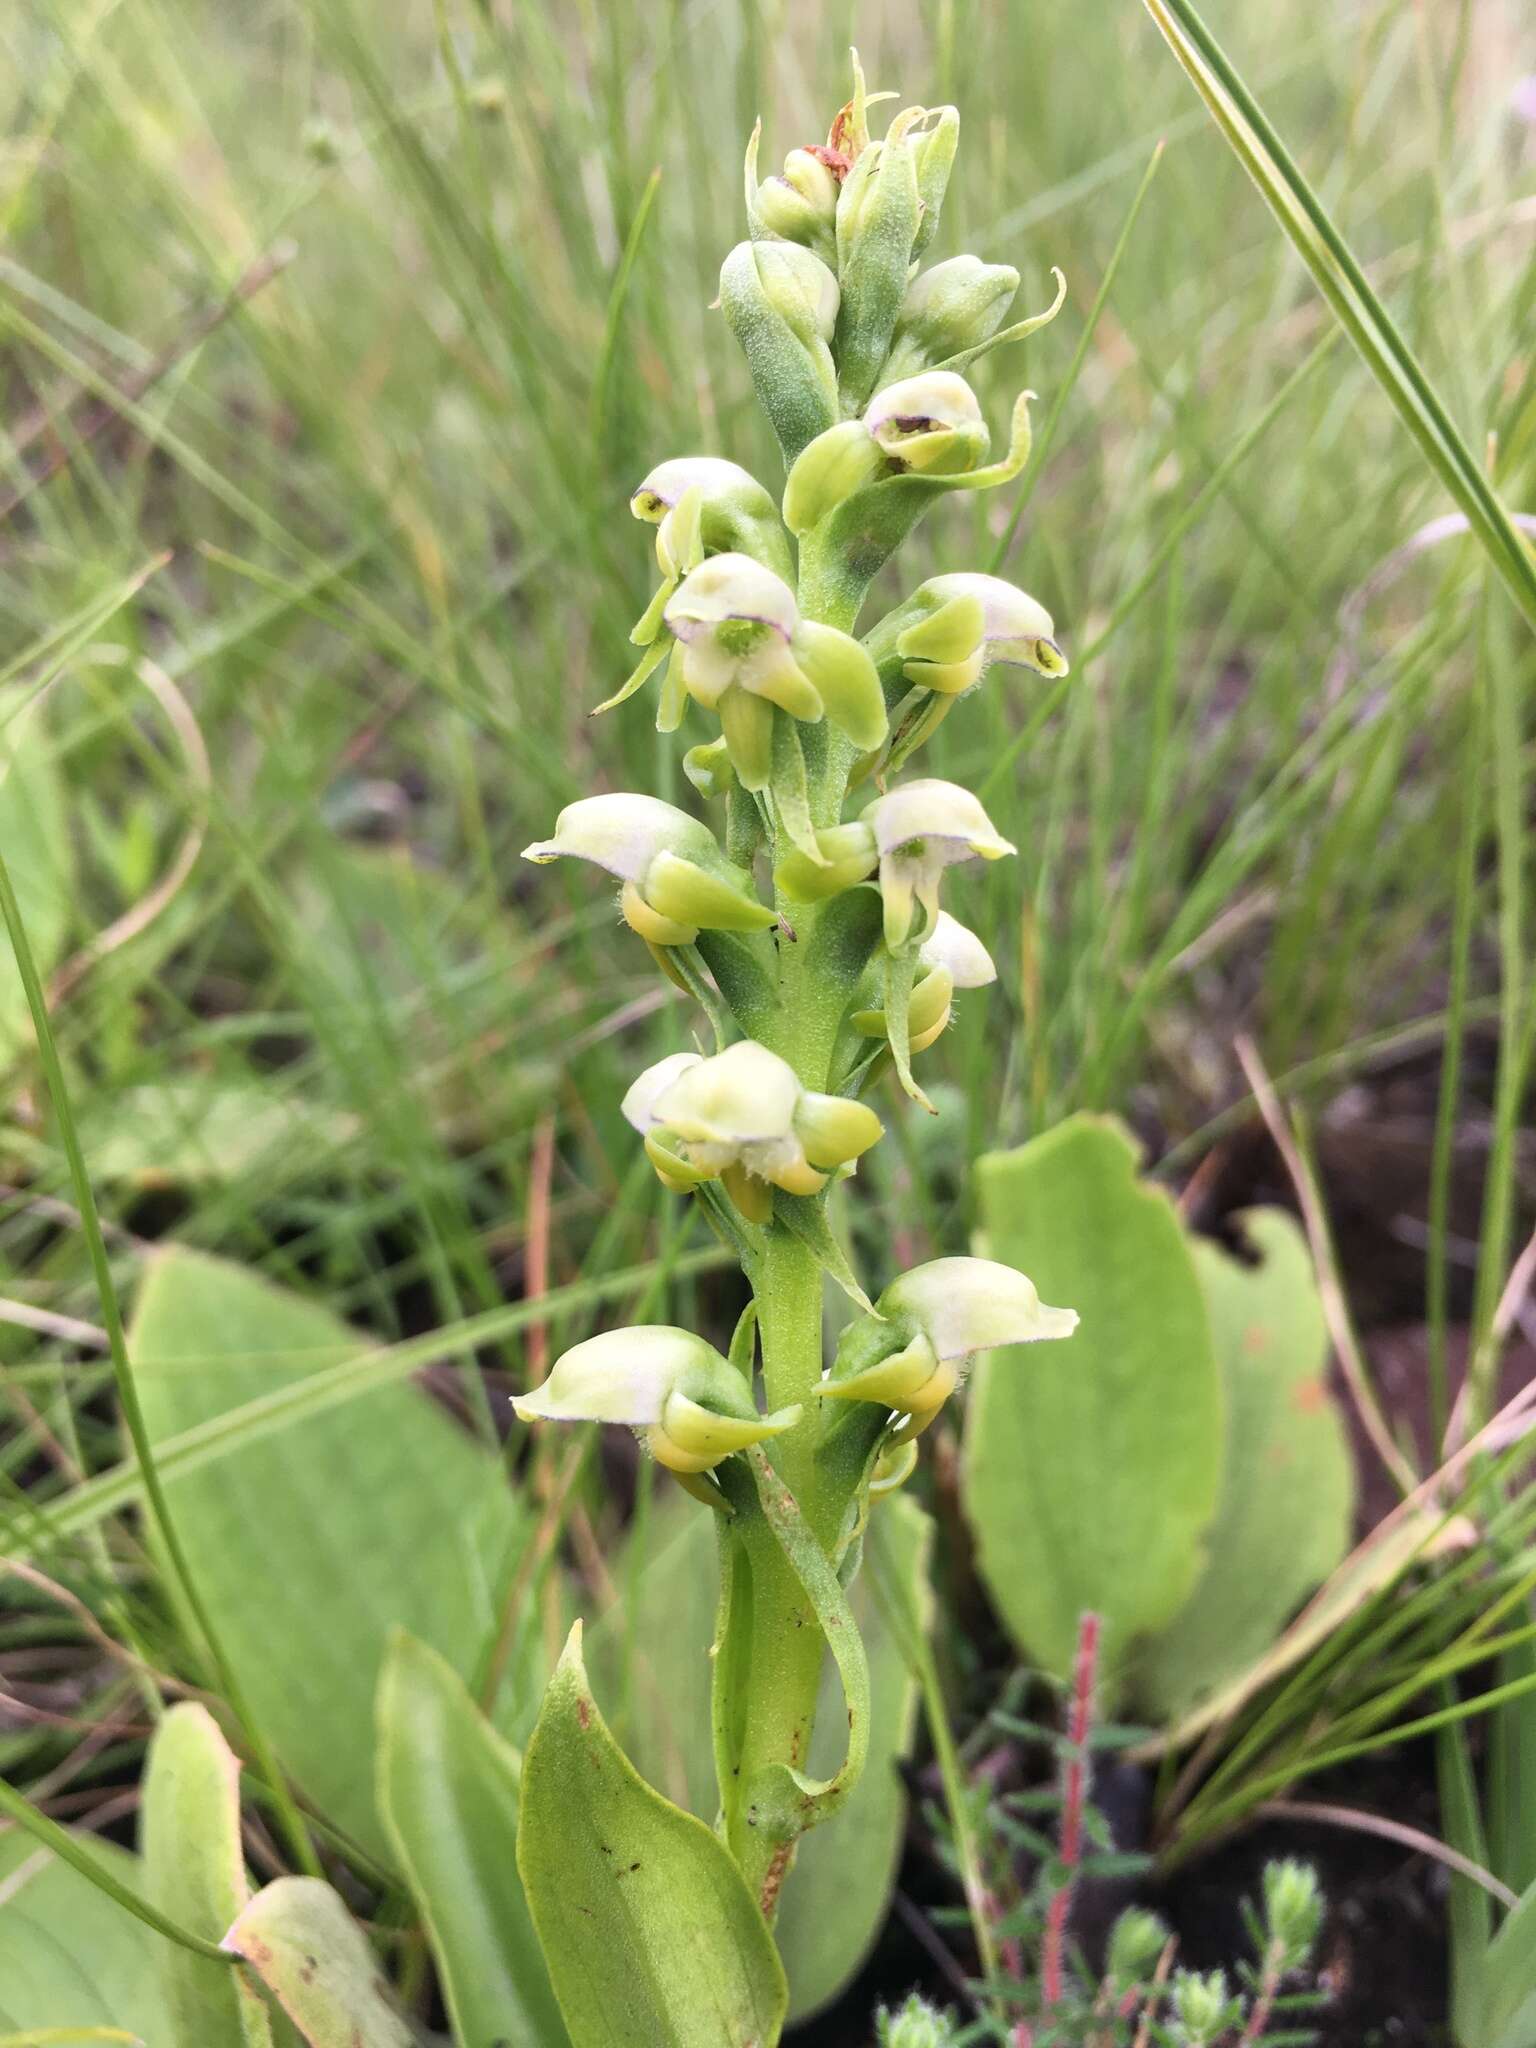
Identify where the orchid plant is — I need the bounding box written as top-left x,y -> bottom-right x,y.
507,55 -> 1079,2008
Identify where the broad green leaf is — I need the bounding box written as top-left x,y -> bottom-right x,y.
517,1623 -> 787,2048
129,1248 -> 533,1862
222,1879 -> 411,2048
1134,1210 -> 1353,1719
141,1702 -> 273,2048
965,1116 -> 1222,1694
0,686 -> 72,1067
777,1496 -> 932,2023
375,1630 -> 568,2048
0,1833 -> 169,2042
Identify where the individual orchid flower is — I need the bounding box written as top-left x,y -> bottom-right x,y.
774,777 -> 1015,950
602,457 -> 793,710
522,792 -> 775,949
660,553 -> 886,789
622,1039 -> 883,1222
851,910 -> 997,1053
782,370 -> 1030,542
890,571 -> 1069,693
513,1324 -> 801,1477
820,1256 -> 1077,1441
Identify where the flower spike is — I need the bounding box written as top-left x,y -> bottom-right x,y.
513,1325 -> 801,1476
822,1256 -> 1077,1441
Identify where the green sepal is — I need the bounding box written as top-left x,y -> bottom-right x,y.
908,105 -> 960,260
595,633 -> 670,714
795,620 -> 888,751
927,266 -> 1067,378
718,683 -> 775,791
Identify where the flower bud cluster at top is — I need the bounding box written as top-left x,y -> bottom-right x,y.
515,54 -> 1077,1497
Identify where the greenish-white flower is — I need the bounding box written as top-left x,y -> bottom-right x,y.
623,1039 -> 883,1220
896,571 -> 1068,693
852,910 -> 997,1052
863,371 -> 990,474
662,553 -> 886,786
522,792 -> 775,946
513,1325 -> 800,1475
822,1256 -> 1077,1440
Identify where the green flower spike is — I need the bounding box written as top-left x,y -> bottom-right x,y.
822,1256 -> 1077,1442
622,1040 -> 882,1222
522,792 -> 775,948
513,1325 -> 801,1477
852,910 -> 997,1053
662,554 -> 886,788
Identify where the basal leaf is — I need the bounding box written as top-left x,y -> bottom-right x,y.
0,1834 -> 168,2043
375,1631 -> 568,2048
222,1879 -> 411,2048
516,1623 -> 787,2048
128,1248 -> 533,1863
965,1115 -> 1222,1695
141,1702 -> 274,2048
1134,1209 -> 1353,1719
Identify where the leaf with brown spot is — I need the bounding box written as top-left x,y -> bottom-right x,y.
221,1881 -> 412,2048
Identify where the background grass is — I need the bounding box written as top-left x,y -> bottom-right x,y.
1,0 -> 1534,1965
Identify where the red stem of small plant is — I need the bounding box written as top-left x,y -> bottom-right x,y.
1237,1943 -> 1283,2044
1041,1610 -> 1101,2009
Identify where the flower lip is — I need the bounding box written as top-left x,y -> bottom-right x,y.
648,1040 -> 802,1148
865,370 -> 983,439
512,1324 -> 706,1428
919,571 -> 1054,649
881,1255 -> 1079,1358
919,910 -> 996,988
664,553 -> 799,644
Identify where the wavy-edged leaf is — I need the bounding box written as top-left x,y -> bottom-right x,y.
141,1702 -> 273,2048
375,1631 -> 568,2048
222,1879 -> 411,2048
128,1248 -> 534,1862
516,1623 -> 786,2048
965,1115 -> 1222,1697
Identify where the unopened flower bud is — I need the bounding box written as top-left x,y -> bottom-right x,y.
1106,1906 -> 1170,1990
623,1040 -> 882,1219
782,420 -> 887,537
864,372 -> 990,475
880,255 -> 1020,385
523,792 -> 775,945
720,241 -> 840,464
754,147 -> 840,256
877,1994 -> 959,2048
1170,1969 -> 1234,2045
513,1325 -> 801,1475
823,1256 -> 1076,1440
909,105 -> 960,259
1262,1859 -> 1324,1970
834,111 -> 923,408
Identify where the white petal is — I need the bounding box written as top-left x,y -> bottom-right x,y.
665,553 -> 799,641
868,778 -> 1015,862
512,1325 -> 710,1426
523,793 -> 713,884
652,1039 -> 801,1147
622,1052 -> 704,1134
919,911 -> 997,988
881,1257 -> 1078,1359
630,457 -> 764,519
919,572 -> 1056,653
